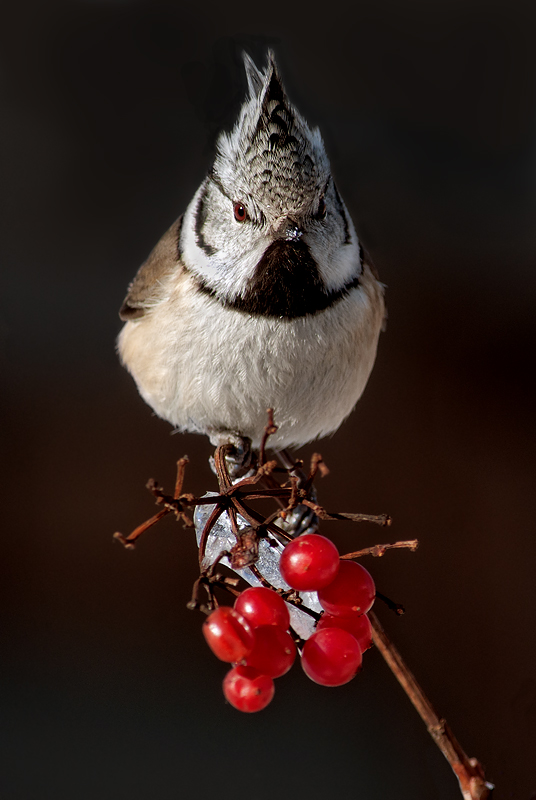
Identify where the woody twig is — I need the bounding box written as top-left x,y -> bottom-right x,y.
369,612 -> 493,800
114,410 -> 492,799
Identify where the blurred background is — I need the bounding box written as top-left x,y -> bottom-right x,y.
1,0 -> 536,798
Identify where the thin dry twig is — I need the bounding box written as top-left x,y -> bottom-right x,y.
376,591 -> 406,616
369,611 -> 494,800
113,456 -> 192,548
187,553 -> 241,614
259,408 -> 278,466
341,539 -> 419,559
301,498 -> 392,527
113,508 -> 169,549
301,452 -> 329,493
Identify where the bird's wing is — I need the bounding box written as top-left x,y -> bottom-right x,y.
119,215 -> 184,321
361,246 -> 388,331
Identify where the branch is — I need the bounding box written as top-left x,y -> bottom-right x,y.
369,611 -> 494,800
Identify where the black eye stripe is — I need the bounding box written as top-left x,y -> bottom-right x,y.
333,183 -> 351,245
194,183 -> 217,256
314,197 -> 326,220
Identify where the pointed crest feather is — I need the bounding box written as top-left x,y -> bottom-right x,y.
214,51 -> 330,216
242,51 -> 264,99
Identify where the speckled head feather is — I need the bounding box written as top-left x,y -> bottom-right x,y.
214,52 -> 330,218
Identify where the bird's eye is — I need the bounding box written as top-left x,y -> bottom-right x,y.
233,202 -> 247,222
314,198 -> 326,220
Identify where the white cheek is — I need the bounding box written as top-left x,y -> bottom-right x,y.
309,212 -> 361,291
325,238 -> 361,290
181,188 -> 268,298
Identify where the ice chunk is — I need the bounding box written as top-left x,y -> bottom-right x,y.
194,493 -> 322,639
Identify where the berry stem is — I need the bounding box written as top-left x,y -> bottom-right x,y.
369,611 -> 493,800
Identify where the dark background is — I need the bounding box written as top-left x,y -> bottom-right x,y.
2,1 -> 536,798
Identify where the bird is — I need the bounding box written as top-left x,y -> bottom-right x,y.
118,51 -> 385,454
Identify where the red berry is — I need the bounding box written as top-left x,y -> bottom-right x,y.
317,611 -> 373,652
317,560 -> 375,616
202,606 -> 255,663
234,587 -> 290,630
245,625 -> 296,677
280,533 -> 340,591
301,627 -> 362,686
223,666 -> 275,712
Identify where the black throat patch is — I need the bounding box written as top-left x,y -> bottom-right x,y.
193,238 -> 361,319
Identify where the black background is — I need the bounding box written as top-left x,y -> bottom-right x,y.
2,1 -> 536,798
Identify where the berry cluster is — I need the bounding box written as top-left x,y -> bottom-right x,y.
202,533 -> 375,712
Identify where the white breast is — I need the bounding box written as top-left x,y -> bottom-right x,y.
118,265 -> 384,449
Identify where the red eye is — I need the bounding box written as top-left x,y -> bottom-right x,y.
234,202 -> 247,222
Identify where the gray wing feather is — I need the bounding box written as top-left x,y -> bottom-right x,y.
119,215 -> 183,321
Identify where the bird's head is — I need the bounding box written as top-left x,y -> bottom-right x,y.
180,51 -> 361,318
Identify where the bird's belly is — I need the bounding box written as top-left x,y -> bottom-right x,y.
118,277 -> 383,449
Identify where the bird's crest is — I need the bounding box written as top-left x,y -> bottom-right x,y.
214,52 -> 330,215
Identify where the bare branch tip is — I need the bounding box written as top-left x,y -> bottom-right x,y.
311,453 -> 329,477
113,532 -> 135,550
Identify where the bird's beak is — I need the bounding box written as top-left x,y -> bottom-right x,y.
272,217 -> 303,242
